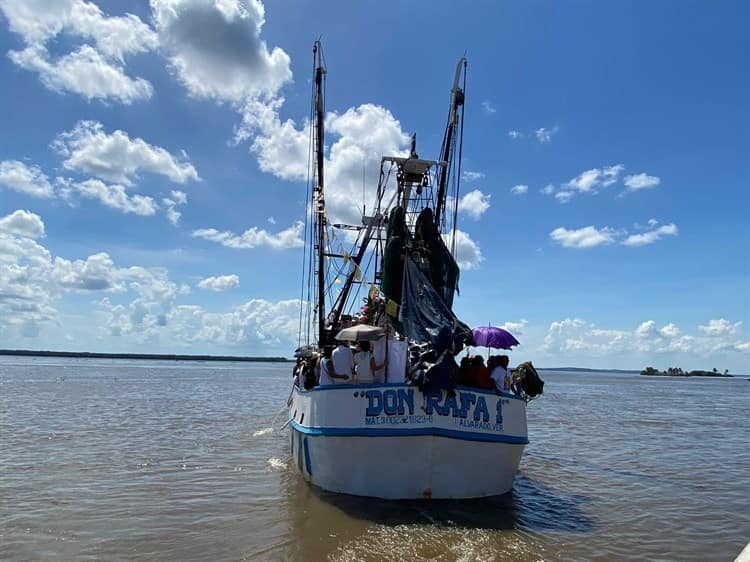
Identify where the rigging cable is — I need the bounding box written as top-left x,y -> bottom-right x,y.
323,223 -> 367,312
344,244 -> 378,317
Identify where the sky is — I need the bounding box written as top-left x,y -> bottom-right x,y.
0,0 -> 748,371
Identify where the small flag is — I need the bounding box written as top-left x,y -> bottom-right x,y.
385,299 -> 398,317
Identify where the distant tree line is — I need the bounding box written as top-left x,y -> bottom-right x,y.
0,349 -> 291,362
640,366 -> 732,377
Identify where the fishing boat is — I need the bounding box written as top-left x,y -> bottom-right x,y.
287,42 -> 540,500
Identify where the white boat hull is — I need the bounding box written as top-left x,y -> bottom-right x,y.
288,383 -> 528,499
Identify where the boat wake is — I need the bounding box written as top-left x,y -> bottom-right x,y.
267,457 -> 287,470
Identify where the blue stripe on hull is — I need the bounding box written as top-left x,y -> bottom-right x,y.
303,436 -> 312,475
289,420 -> 528,445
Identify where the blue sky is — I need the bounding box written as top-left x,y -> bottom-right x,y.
0,0 -> 748,371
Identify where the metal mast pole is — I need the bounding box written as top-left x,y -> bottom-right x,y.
313,42 -> 327,345
434,57 -> 466,230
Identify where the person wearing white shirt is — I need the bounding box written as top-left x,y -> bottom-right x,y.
372,337 -> 387,383
490,355 -> 512,393
353,341 -> 386,384
317,350 -> 334,386
329,343 -> 353,384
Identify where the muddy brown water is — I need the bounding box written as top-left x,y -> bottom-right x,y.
1,357 -> 748,561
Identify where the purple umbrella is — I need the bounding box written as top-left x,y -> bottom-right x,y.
471,326 -> 520,349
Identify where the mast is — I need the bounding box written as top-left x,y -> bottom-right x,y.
434,57 -> 467,230
313,41 -> 327,344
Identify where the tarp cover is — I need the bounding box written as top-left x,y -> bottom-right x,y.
381,235 -> 405,306
381,206 -> 409,307
399,255 -> 472,353
414,208 -> 460,308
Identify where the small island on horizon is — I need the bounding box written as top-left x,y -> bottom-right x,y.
640,366 -> 733,377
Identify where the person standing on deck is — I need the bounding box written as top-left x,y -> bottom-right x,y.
490,355 -> 512,392
330,341 -> 354,383
472,355 -> 493,389
319,346 -> 349,385
353,341 -> 386,384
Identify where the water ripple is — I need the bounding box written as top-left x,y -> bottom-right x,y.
1,358 -> 748,561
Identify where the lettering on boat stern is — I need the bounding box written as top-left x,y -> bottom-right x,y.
363,388 -> 509,431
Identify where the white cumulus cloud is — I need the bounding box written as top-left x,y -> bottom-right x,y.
239,100 -> 410,226
549,226 -> 616,249
551,220 -> 679,249
163,190 -> 188,225
0,0 -> 158,58
197,274 -> 240,291
323,105 -> 410,224
0,234 -> 56,333
462,171 -> 485,182
659,323 -> 681,338
52,252 -> 121,291
167,298 -> 301,348
566,164 -> 624,193
0,209 -> 307,349
236,96 -> 309,180
510,184 -> 528,195
544,166 -> 662,203
457,189 -> 491,219
9,44 -> 154,103
53,121 -> 199,186
192,221 -> 304,250
535,126 -> 558,143
549,164 -> 625,202
501,319 -> 528,336
0,208 -> 180,339
624,173 -> 660,191
1,1 -> 157,103
444,229 -> 484,270
0,209 -> 45,238
621,223 -> 677,247
60,178 -> 158,216
542,317 -> 748,361
698,318 -> 742,337
0,160 -> 55,198
151,0 -> 292,102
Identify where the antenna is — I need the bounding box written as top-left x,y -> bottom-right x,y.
362,155 -> 366,216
